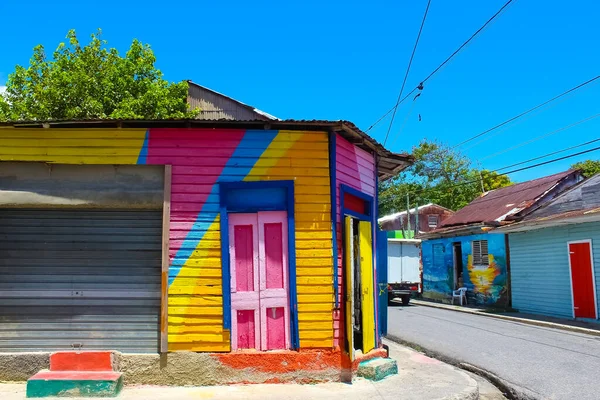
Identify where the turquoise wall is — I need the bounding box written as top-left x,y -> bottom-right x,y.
422,233 -> 508,306
509,222 -> 600,320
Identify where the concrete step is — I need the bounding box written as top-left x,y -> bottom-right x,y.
26,371 -> 123,398
50,351 -> 114,372
357,357 -> 398,381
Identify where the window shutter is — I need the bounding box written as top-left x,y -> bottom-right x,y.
471,240 -> 489,266
481,240 -> 489,265
428,215 -> 438,228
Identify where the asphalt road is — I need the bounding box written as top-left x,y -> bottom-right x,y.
387,304 -> 600,400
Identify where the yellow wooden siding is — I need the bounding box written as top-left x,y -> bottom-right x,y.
245,131 -> 334,348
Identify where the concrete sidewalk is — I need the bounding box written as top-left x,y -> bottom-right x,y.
0,340 -> 479,400
411,299 -> 600,337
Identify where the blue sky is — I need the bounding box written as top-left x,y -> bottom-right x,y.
0,0 -> 598,182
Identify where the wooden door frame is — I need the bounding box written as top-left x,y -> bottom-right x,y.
160,165 -> 172,353
219,180 -> 299,349
340,184 -> 376,355
567,239 -> 598,319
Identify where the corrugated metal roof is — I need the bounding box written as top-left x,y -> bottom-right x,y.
378,203 -> 453,223
439,170 -> 579,228
0,118 -> 414,180
187,81 -> 278,121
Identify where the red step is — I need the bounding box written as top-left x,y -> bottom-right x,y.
30,371 -> 122,381
50,351 -> 114,372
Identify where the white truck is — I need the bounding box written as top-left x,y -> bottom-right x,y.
387,238 -> 421,305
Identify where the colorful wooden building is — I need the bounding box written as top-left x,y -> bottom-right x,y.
0,119 -> 411,384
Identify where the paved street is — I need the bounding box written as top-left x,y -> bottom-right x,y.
387,304 -> 600,400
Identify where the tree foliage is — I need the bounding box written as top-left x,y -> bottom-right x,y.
571,159 -> 600,178
379,139 -> 513,215
0,29 -> 198,121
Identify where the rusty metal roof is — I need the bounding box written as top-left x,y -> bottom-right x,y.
0,118 -> 414,180
438,170 -> 580,228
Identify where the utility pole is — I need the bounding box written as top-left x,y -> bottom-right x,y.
477,161 -> 485,193
406,193 -> 411,235
414,199 -> 419,237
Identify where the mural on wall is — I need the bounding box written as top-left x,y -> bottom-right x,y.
422,233 -> 507,306
0,127 -> 335,352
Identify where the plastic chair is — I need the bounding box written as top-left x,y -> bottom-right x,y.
452,287 -> 468,306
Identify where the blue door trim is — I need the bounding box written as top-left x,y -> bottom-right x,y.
340,183 -> 378,348
340,184 -> 374,222
219,180 -> 299,349
329,132 -> 339,308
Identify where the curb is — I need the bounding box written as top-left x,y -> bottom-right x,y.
385,335 -> 534,400
382,338 -> 479,400
411,300 -> 600,337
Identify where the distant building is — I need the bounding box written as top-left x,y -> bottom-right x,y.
498,174 -> 600,321
187,81 -> 277,121
378,203 -> 454,234
419,170 -> 583,306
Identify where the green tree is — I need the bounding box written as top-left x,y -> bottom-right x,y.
0,29 -> 198,121
571,160 -> 600,178
379,139 -> 513,216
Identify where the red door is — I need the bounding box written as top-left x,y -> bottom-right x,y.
568,242 -> 597,319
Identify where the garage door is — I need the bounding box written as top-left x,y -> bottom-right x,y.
0,209 -> 162,353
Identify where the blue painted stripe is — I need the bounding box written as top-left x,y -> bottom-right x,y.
168,130 -> 278,287
136,130 -> 149,164
329,132 -> 339,308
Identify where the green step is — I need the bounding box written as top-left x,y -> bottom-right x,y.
27,371 -> 123,398
357,357 -> 398,381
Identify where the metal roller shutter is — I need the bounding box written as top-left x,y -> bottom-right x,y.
0,209 -> 162,353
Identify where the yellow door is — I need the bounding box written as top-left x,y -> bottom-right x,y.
359,221 -> 375,353
344,216 -> 354,360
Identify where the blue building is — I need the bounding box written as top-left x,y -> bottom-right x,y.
420,170 -> 582,307
499,174 -> 600,321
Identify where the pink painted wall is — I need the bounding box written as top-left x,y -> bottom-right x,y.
334,134 -> 376,347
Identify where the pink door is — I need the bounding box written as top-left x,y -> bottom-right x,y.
229,212 -> 290,350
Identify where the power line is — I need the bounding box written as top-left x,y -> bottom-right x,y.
478,112 -> 600,162
390,93 -> 421,148
386,143 -> 600,200
383,0 -> 432,146
367,0 -> 516,133
495,138 -> 600,172
419,0 -> 516,86
452,75 -> 600,148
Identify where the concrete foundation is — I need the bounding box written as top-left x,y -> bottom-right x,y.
1,348 -> 388,386
0,353 -> 50,382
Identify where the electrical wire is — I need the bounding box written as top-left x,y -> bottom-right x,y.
367,0 -> 516,133
452,75 -> 600,148
389,94 -> 420,149
383,0 -> 431,146
495,138 -> 600,172
388,143 -> 600,200
478,113 -> 600,162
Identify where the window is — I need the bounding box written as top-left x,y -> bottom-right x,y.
472,240 -> 489,266
428,215 -> 439,228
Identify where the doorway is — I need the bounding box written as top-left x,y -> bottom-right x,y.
568,241 -> 597,319
452,242 -> 463,290
344,216 -> 375,359
229,211 -> 290,350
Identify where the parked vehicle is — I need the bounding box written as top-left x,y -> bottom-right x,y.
387,238 -> 421,305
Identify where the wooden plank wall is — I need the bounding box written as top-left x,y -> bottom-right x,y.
0,127 -> 335,351
334,134 -> 376,347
